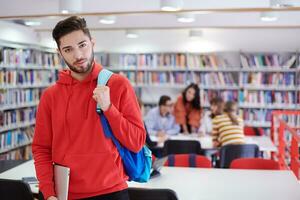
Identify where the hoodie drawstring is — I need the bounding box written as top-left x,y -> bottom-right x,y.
84,79 -> 95,119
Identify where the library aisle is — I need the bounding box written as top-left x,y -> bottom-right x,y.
0,0 -> 300,200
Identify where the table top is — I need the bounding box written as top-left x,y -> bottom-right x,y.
129,167 -> 300,200
1,160 -> 299,200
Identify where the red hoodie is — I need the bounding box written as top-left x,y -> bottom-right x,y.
32,63 -> 146,199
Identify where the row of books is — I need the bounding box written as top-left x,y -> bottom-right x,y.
96,53 -> 300,69
0,70 -> 58,86
239,91 -> 297,105
0,48 -> 61,67
0,127 -> 34,150
189,72 -> 236,86
0,89 -> 42,107
240,54 -> 297,68
136,72 -> 186,85
119,71 -> 136,84
132,71 -> 237,86
240,72 -> 295,86
0,107 -> 36,128
138,53 -> 187,68
200,90 -> 238,106
240,109 -> 272,123
0,145 -> 32,160
187,54 -> 228,68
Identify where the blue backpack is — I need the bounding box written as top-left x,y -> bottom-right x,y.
96,69 -> 152,182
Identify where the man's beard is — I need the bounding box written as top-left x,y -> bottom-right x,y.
64,51 -> 94,74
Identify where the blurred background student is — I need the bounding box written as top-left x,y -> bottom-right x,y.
198,97 -> 224,136
144,95 -> 180,137
212,101 -> 245,147
174,83 -> 202,134
137,97 -> 167,157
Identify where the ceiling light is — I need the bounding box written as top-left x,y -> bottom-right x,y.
260,12 -> 278,22
61,10 -> 69,14
59,0 -> 82,14
24,21 -> 42,26
160,0 -> 183,11
99,16 -> 116,24
126,30 -> 139,39
189,30 -> 203,38
177,13 -> 195,23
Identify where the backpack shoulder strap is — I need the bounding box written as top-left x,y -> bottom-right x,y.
96,69 -> 113,113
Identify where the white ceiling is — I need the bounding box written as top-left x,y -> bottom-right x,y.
1,0 -> 300,52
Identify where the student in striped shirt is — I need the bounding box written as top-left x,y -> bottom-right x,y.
212,101 -> 245,147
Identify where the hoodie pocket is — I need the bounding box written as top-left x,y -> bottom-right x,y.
63,152 -> 123,193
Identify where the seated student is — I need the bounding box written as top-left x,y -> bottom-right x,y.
199,97 -> 224,135
212,101 -> 245,147
137,97 -> 166,157
174,83 -> 201,134
145,95 -> 180,137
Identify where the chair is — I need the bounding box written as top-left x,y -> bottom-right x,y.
230,158 -> 280,170
163,140 -> 201,156
219,144 -> 259,168
0,179 -> 34,200
128,188 -> 178,200
164,154 -> 211,168
244,126 -> 264,136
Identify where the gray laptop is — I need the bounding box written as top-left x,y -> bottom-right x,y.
54,164 -> 70,200
150,156 -> 168,178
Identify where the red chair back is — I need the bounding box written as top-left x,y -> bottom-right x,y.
230,158 -> 280,170
164,154 -> 211,168
244,126 -> 264,136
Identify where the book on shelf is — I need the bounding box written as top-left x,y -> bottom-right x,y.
240,72 -> 295,87
0,70 -> 58,87
187,54 -> 229,68
0,107 -> 36,129
0,47 -> 61,68
200,90 -> 238,106
240,53 -> 297,68
0,145 -> 32,160
238,90 -> 296,106
0,88 -> 42,108
239,109 -> 273,126
0,127 -> 34,151
189,72 -> 236,86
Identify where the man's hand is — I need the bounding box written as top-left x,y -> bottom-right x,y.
47,196 -> 58,200
93,86 -> 111,111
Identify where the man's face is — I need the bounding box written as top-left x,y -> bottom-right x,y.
58,30 -> 94,74
159,100 -> 173,116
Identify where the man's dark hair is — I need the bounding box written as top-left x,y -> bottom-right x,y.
159,95 -> 171,106
52,16 -> 92,48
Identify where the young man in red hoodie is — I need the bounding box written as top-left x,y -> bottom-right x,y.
32,16 -> 146,200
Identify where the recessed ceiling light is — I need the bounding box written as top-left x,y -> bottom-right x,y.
99,16 -> 116,24
177,13 -> 195,23
160,0 -> 183,11
126,30 -> 139,39
260,12 -> 278,22
61,10 -> 69,14
24,21 -> 42,26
